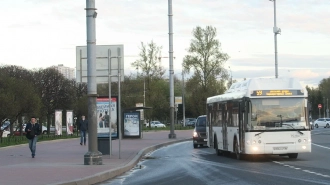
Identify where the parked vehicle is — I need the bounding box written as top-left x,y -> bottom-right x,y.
1,120 -> 10,131
186,120 -> 197,127
193,115 -> 207,148
313,118 -> 330,128
184,118 -> 196,127
149,121 -> 166,128
2,130 -> 10,137
11,126 -> 47,136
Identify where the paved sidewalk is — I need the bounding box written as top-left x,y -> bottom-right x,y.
0,130 -> 192,185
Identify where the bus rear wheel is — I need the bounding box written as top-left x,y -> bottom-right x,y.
288,153 -> 298,159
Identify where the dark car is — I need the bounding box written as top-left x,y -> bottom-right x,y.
193,115 -> 207,148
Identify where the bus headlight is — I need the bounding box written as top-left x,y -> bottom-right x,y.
252,146 -> 259,151
302,146 -> 306,149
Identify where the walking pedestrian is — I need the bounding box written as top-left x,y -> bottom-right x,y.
25,117 -> 41,158
79,115 -> 88,146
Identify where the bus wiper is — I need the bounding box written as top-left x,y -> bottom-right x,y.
282,123 -> 304,135
277,115 -> 303,135
255,132 -> 265,136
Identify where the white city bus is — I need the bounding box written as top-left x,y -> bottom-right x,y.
206,77 -> 312,159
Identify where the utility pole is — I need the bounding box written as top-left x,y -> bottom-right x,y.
327,98 -> 329,118
84,0 -> 102,165
168,0 -> 176,139
324,97 -> 326,118
182,70 -> 185,127
269,0 -> 281,78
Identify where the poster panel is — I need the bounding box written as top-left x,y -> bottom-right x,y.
97,96 -> 118,138
55,110 -> 62,135
123,112 -> 140,137
66,110 -> 73,135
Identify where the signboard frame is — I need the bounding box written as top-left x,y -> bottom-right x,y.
76,45 -> 124,83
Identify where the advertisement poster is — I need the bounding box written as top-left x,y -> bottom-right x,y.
55,110 -> 62,135
97,97 -> 118,138
123,112 -> 140,137
66,110 -> 73,135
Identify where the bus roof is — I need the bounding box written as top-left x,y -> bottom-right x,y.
207,77 -> 307,104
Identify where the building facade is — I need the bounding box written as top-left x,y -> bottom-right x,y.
52,64 -> 75,80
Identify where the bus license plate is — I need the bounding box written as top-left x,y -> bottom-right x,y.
273,147 -> 287,150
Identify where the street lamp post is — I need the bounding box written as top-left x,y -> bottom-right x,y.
168,0 -> 176,139
269,0 -> 281,78
182,70 -> 185,127
84,0 -> 102,165
324,97 -> 326,118
327,98 -> 329,118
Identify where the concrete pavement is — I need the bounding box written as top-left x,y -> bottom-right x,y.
0,130 -> 192,185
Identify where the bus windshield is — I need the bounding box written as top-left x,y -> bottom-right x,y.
249,98 -> 307,131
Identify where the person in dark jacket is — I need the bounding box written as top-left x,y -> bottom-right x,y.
79,115 -> 88,145
25,116 -> 41,158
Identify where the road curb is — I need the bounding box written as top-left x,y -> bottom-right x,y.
53,138 -> 191,185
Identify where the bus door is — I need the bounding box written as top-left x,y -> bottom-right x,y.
207,104 -> 213,147
239,100 -> 245,152
223,103 -> 228,151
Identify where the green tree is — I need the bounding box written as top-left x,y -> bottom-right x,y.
131,41 -> 167,121
0,70 -> 41,136
183,26 -> 229,115
34,68 -> 77,133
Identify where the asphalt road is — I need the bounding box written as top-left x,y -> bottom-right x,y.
98,128 -> 330,185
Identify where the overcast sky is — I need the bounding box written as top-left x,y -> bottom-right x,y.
1,0 -> 330,87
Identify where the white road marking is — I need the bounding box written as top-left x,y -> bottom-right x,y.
312,143 -> 330,150
273,162 -> 330,178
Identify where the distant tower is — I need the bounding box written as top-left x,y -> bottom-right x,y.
52,64 -> 75,80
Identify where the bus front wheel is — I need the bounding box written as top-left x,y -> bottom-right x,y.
214,137 -> 222,156
288,153 -> 298,159
234,140 -> 242,160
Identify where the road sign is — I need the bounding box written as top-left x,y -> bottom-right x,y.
76,45 -> 124,83
318,104 -> 322,109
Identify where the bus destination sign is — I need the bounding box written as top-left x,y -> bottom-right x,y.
251,90 -> 304,96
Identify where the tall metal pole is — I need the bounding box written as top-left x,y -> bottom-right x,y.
117,48 -> 122,158
84,0 -> 102,165
168,0 -> 176,139
327,98 -> 329,118
324,97 -> 326,118
182,70 -> 185,127
108,49 -> 112,157
270,0 -> 280,78
144,78 -> 146,107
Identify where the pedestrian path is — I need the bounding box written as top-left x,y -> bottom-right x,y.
0,130 -> 192,185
